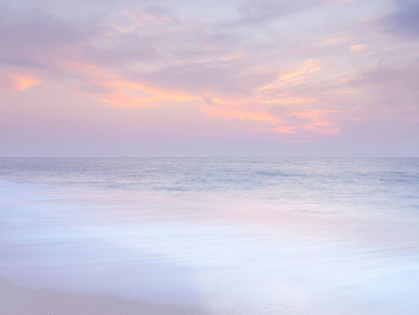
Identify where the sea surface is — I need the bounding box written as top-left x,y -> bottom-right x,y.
1,158 -> 419,314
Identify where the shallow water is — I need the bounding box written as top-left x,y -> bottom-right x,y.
1,158 -> 419,314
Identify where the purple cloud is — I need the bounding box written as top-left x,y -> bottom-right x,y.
383,0 -> 419,38
236,0 -> 326,24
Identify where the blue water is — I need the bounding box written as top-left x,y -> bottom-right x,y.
1,158 -> 419,314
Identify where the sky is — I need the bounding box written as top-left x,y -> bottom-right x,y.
0,0 -> 418,157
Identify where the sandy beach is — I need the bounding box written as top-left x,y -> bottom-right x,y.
0,277 -> 207,315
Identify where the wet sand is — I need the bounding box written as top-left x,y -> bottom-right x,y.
0,277 -> 207,315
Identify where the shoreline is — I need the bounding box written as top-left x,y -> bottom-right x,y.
0,277 -> 207,315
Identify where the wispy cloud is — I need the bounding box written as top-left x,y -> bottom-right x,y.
1,0 -> 418,148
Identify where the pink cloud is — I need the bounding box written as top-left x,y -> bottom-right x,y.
0,72 -> 40,91
350,44 -> 367,52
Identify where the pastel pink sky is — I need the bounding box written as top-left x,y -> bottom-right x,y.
1,0 -> 418,156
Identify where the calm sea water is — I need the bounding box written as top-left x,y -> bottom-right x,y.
1,158 -> 419,314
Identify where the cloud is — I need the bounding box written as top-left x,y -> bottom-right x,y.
0,9 -> 105,67
350,59 -> 419,120
0,72 -> 41,90
203,104 -> 298,134
137,62 -> 277,99
143,4 -> 171,19
350,44 -> 367,51
383,0 -> 419,38
262,97 -> 318,105
1,0 -> 416,141
236,0 -> 326,24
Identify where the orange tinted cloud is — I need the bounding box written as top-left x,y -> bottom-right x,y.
320,37 -> 347,45
270,125 -> 297,134
350,44 -> 367,52
278,59 -> 323,83
260,60 -> 323,91
204,105 -> 275,122
292,110 -> 339,135
98,87 -> 195,107
204,105 -> 297,134
98,79 -> 196,107
56,60 -> 337,136
61,61 -> 196,107
1,73 -> 40,91
204,105 -> 338,135
263,97 -> 318,105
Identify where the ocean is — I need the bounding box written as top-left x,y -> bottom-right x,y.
1,158 -> 419,314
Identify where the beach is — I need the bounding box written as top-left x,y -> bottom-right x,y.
0,277 -> 207,315
1,158 -> 419,314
